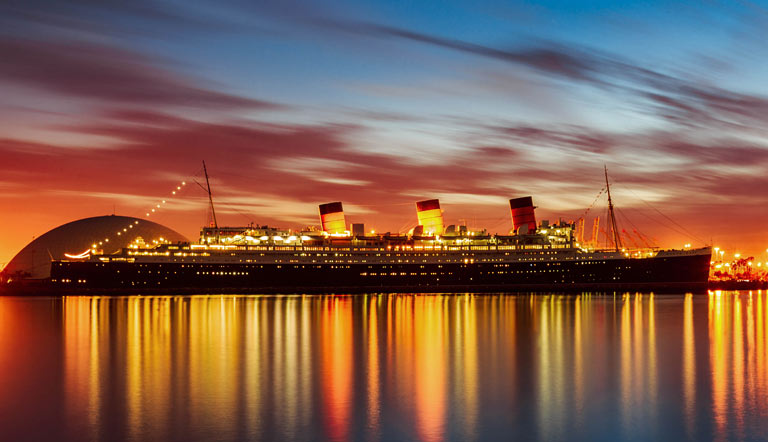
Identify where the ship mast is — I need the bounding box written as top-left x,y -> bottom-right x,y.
203,161 -> 218,229
604,165 -> 623,252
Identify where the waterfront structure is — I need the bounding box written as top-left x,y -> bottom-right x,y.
1,215 -> 186,281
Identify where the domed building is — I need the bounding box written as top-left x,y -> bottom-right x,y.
1,215 -> 188,280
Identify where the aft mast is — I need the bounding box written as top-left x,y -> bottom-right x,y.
604,165 -> 623,252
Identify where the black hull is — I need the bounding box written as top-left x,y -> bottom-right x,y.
1,282 -> 711,296
32,252 -> 713,295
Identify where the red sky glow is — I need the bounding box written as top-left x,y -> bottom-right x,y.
3,1 -> 768,266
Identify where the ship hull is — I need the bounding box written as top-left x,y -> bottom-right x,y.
45,252 -> 712,294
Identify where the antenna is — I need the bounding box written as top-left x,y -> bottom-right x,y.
203,161 -> 218,229
604,165 -> 623,252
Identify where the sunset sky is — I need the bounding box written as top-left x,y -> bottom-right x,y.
3,0 -> 768,266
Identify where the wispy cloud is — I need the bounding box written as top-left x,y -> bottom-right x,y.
0,38 -> 279,111
317,18 -> 768,133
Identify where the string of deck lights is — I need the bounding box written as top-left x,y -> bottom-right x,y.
65,180 -> 190,258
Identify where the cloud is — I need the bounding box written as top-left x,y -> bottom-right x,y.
4,108 -> 760,216
0,37 -> 279,111
319,19 -> 768,133
324,20 -> 600,82
493,125 -> 616,155
0,0 -> 263,38
268,157 -> 372,186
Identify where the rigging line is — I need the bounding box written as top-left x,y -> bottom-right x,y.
349,201 -> 419,207
485,218 -> 512,232
620,204 -> 698,239
192,178 -> 209,193
455,216 -> 509,221
454,216 -> 509,227
615,190 -> 703,241
620,228 -> 640,249
205,170 -> 262,181
613,182 -> 706,244
397,220 -> 418,234
221,208 -> 256,224
209,201 -> 260,224
576,187 -> 606,221
614,207 -> 656,248
614,207 -> 645,240
213,197 -> 298,225
633,228 -> 656,248
215,199 -> 322,226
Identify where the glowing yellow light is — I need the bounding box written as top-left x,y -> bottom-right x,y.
300,235 -> 311,241
172,191 -> 176,195
259,236 -> 269,241
182,181 -> 186,185
156,204 -> 160,208
64,249 -> 91,259
273,236 -> 283,241
735,253 -> 741,258
151,209 -> 155,212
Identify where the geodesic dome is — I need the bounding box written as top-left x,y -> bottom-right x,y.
2,215 -> 187,279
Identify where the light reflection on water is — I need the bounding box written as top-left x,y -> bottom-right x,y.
2,292 -> 768,441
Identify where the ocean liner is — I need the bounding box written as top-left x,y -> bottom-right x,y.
46,168 -> 712,293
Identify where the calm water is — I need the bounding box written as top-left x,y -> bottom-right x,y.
1,292 -> 766,441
